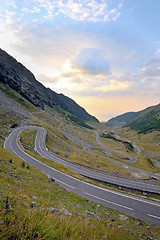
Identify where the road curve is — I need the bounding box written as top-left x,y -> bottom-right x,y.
94,131 -> 160,179
4,126 -> 160,193
4,126 -> 160,225
30,126 -> 160,193
95,131 -> 137,162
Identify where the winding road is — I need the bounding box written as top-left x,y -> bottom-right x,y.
4,126 -> 160,225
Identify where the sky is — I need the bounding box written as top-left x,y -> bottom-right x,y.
0,0 -> 160,121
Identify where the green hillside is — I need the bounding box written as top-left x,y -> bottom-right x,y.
126,103 -> 160,133
106,112 -> 141,127
106,104 -> 160,133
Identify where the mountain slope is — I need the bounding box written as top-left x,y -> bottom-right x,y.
0,48 -> 98,123
126,103 -> 160,133
105,112 -> 142,127
106,104 -> 160,133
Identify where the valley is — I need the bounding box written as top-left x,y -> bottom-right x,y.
0,49 -> 160,239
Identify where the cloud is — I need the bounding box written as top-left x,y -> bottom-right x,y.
37,74 -> 59,84
70,48 -> 110,75
95,79 -> 131,92
4,21 -> 95,71
155,47 -> 160,55
138,58 -> 160,78
1,0 -> 124,23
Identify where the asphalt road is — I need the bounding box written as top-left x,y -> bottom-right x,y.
4,126 -> 160,225
95,131 -> 137,162
95,131 -> 160,179
33,126 -> 160,193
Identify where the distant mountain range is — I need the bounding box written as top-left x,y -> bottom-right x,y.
106,104 -> 160,133
0,49 -> 98,125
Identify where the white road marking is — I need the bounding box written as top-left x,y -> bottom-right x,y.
56,179 -> 75,189
147,214 -> 160,220
84,192 -> 133,211
4,126 -> 160,209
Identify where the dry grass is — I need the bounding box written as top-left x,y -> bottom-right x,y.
1,147 -> 160,240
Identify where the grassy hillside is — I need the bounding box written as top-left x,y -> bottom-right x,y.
106,103 -> 160,133
1,147 -> 160,240
0,71 -> 160,238
126,104 -> 160,133
106,112 -> 141,127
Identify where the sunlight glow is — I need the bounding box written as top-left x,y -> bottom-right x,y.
96,80 -> 131,92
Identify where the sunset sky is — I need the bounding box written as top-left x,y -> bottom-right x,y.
0,0 -> 160,121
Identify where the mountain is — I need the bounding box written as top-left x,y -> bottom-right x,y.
0,48 -> 98,123
106,104 -> 160,133
126,103 -> 160,133
105,112 -> 142,127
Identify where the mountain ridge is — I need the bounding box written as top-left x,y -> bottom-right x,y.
106,104 -> 160,133
0,48 -> 98,123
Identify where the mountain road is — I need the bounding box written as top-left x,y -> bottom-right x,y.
4,126 -> 160,225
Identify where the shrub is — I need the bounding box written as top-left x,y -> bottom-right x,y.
21,161 -> 25,168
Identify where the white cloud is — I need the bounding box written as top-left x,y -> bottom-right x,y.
9,0 -> 124,22
37,74 -> 59,84
95,79 -> 131,92
138,59 -> 160,78
70,48 -> 110,75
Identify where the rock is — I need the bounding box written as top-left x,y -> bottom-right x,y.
70,204 -> 75,207
48,176 -> 55,181
136,221 -> 143,226
143,192 -> 147,196
59,209 -> 72,217
95,216 -> 101,221
108,223 -> 114,228
46,207 -> 57,213
84,210 -> 96,218
5,196 -> 14,213
31,196 -> 37,200
119,214 -> 128,221
31,202 -> 37,208
24,201 -> 29,207
110,217 -> 115,222
118,225 -> 123,228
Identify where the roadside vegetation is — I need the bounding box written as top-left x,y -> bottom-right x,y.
98,132 -> 160,175
1,85 -> 160,239
100,132 -> 134,152
1,147 -> 160,240
0,83 -> 36,111
19,129 -> 160,201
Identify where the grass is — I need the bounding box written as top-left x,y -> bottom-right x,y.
1,83 -> 160,239
19,129 -> 160,202
98,134 -> 160,175
115,127 -> 160,167
0,106 -> 24,145
0,83 -> 35,111
19,120 -> 159,180
67,114 -> 94,130
100,133 -> 134,151
19,129 -> 37,150
1,147 -> 160,239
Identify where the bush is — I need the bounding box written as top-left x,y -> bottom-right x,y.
21,161 -> 25,168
